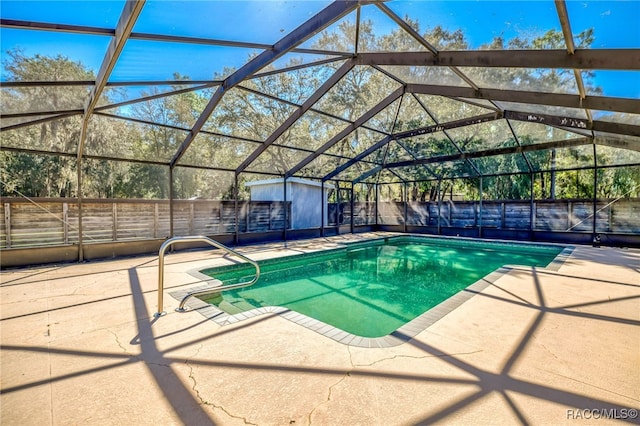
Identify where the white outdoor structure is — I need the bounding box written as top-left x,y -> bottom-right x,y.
245,178 -> 335,230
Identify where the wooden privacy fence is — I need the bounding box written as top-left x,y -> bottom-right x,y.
0,198 -> 290,249
1,197 -> 638,249
374,198 -> 640,233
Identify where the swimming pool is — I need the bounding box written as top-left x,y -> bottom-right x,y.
182,236 -> 570,344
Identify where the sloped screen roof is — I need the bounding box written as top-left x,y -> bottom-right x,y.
1,0 -> 639,187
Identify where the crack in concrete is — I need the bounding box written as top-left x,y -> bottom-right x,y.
307,346 -> 482,424
107,329 -> 129,354
351,349 -> 483,368
307,354 -> 352,426
541,368 -> 639,402
538,342 -> 560,361
307,372 -> 351,426
105,328 -> 144,364
347,345 -> 355,368
185,345 -> 257,425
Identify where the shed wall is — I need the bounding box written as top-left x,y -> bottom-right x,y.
249,181 -> 330,229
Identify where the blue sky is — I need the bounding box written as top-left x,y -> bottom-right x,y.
1,0 -> 639,98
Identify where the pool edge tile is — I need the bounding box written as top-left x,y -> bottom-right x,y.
168,234 -> 572,348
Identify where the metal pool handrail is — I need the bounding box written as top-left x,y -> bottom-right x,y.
155,236 -> 260,317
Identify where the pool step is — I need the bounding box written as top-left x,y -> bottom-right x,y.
218,299 -> 258,315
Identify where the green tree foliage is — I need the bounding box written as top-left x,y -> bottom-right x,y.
1,50 -> 91,196
1,19 -> 638,204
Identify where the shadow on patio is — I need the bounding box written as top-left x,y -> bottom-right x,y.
2,246 -> 638,425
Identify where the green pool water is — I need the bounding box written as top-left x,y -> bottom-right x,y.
201,237 -> 563,337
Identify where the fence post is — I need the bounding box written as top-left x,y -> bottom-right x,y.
63,203 -> 69,244
478,177 -> 483,238
112,202 -> 118,241
154,203 -> 159,238
320,181 -> 325,237
4,203 -> 11,248
437,179 -> 442,235
592,145 -> 598,242
335,180 -> 340,235
169,167 -> 174,238
375,184 -> 379,226
189,203 -> 194,235
268,202 -> 273,231
350,183 -> 354,234
403,182 -> 408,233
283,177 -> 288,243
531,202 -> 536,234
234,174 -> 239,245
246,202 -> 250,233
530,173 -> 535,240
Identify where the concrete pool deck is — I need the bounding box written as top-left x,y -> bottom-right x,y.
1,233 -> 638,425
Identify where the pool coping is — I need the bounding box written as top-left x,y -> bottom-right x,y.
169,235 -> 574,348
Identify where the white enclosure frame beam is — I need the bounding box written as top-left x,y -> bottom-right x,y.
355,50 -> 640,70
286,86 -> 405,178
170,0 -> 361,168
235,59 -> 357,173
407,84 -> 640,115
76,0 -> 146,261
